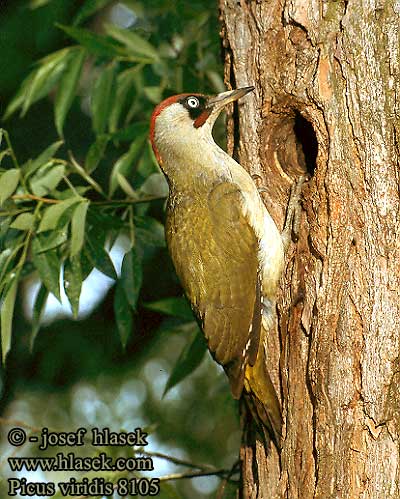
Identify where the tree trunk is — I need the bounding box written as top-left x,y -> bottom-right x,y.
219,0 -> 400,497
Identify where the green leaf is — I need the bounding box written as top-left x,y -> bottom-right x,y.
87,207 -> 124,232
134,140 -> 160,182
22,48 -> 72,116
116,173 -> 137,198
70,201 -> 89,257
144,297 -> 194,321
0,169 -> 20,205
3,73 -> 35,120
109,134 -> 146,196
80,249 -> 94,282
21,261 -> 35,279
104,24 -> 159,62
30,164 -> 65,196
114,281 -> 132,349
0,240 -> 23,290
120,248 -> 142,311
135,215 -> 166,248
0,149 -> 11,164
0,212 -> 10,232
85,135 -> 109,174
1,274 -> 19,363
80,249 -> 94,281
109,67 -> 142,133
5,51 -> 70,119
64,256 -> 82,318
109,121 -> 147,143
123,69 -> 143,125
0,248 -> 13,277
55,186 -> 90,199
58,24 -> 123,58
69,154 -> 104,196
55,48 -> 86,136
10,213 -> 35,231
22,140 -> 63,177
144,86 -> 162,104
91,62 -> 118,135
30,285 -> 49,351
73,0 -> 110,25
38,198 -> 80,232
30,0 -> 52,8
32,236 -> 61,301
139,173 -> 169,198
84,232 -> 116,279
35,229 -> 68,253
164,329 -> 206,395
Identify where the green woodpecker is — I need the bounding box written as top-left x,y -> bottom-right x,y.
150,87 -> 285,444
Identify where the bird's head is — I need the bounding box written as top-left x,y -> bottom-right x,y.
150,87 -> 254,169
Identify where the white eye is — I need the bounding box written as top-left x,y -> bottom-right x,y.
187,96 -> 200,108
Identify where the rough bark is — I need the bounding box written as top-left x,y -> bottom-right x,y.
219,0 -> 400,498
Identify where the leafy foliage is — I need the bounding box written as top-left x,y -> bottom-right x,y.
0,0 -> 223,386
0,4 -> 241,499
164,327 -> 207,396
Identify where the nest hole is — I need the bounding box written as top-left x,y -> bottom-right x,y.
293,112 -> 318,177
271,110 -> 318,179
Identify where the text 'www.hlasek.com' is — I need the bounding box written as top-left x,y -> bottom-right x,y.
6,426 -> 161,496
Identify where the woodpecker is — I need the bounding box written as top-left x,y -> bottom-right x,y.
150,87 -> 291,444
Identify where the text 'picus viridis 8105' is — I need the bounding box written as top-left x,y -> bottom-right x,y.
150,87 -> 285,445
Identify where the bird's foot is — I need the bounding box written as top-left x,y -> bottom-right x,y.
251,173 -> 269,194
281,176 -> 307,251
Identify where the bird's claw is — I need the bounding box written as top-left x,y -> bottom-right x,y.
282,175 -> 306,251
251,174 -> 269,195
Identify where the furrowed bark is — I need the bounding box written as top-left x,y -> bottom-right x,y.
219,0 -> 400,497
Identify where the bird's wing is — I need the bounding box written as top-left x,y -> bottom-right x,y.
168,181 -> 263,399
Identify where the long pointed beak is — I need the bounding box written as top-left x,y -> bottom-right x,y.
208,86 -> 254,111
